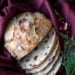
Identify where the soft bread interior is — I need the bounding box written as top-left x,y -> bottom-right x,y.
33,49 -> 60,75
26,41 -> 59,73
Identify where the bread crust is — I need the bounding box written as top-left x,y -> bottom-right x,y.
4,12 -> 52,60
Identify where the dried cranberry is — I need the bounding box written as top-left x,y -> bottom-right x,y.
34,56 -> 38,60
45,53 -> 47,55
25,59 -> 30,62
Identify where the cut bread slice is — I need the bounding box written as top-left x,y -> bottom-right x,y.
26,41 -> 59,73
48,56 -> 62,75
4,12 -> 52,60
19,28 -> 57,69
33,49 -> 60,75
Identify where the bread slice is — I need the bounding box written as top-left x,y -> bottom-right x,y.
26,41 -> 59,73
33,49 -> 60,75
4,12 -> 52,60
19,28 -> 57,69
48,56 -> 62,75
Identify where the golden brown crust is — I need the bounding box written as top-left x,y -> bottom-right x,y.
4,12 -> 52,60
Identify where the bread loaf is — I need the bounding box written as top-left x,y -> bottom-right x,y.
4,12 -> 52,60
19,28 -> 56,69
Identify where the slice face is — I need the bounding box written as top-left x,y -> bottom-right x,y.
19,28 -> 56,70
33,49 -> 60,75
48,56 -> 62,75
26,41 -> 59,73
4,12 -> 52,60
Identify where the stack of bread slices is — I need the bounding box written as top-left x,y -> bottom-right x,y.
4,12 -> 62,75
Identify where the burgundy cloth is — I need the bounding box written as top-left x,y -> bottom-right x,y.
0,0 -> 75,75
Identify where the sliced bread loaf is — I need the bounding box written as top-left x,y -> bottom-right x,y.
26,41 -> 59,73
33,48 -> 60,75
19,28 -> 56,69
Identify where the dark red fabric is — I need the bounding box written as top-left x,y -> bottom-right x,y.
0,0 -> 75,75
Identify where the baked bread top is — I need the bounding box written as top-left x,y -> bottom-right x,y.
4,12 -> 52,60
